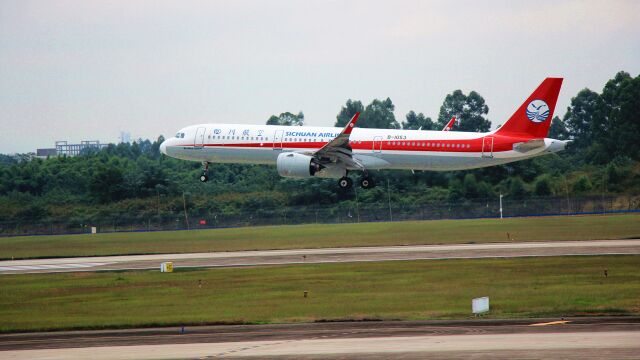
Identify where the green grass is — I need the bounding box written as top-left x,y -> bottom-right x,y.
1,213 -> 639,259
0,255 -> 638,332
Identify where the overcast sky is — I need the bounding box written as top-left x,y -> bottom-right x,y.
0,0 -> 638,153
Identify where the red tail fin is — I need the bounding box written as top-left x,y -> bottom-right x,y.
495,78 -> 563,138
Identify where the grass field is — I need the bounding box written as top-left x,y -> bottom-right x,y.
1,213 -> 639,259
0,255 -> 638,332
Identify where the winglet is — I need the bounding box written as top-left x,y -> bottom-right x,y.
343,112 -> 360,135
442,116 -> 456,131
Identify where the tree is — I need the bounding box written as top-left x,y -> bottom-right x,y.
266,111 -> 304,126
335,100 -> 364,127
595,71 -> 640,160
462,173 -> 479,198
335,98 -> 399,129
402,111 -> 435,130
89,162 -> 125,203
548,116 -> 569,140
508,176 -> 528,199
563,88 -> 600,148
447,178 -> 464,202
360,98 -> 400,129
533,174 -> 552,196
572,175 -> 592,193
437,90 -> 490,132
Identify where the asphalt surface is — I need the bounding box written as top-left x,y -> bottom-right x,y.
1,318 -> 639,359
0,239 -> 639,274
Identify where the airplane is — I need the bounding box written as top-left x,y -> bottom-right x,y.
160,78 -> 567,190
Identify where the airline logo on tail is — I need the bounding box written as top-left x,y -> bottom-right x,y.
526,99 -> 550,123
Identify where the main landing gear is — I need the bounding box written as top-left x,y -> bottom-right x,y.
337,175 -> 376,190
338,176 -> 353,190
200,162 -> 209,183
360,176 -> 375,189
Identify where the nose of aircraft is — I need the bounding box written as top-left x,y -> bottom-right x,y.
160,140 -> 167,155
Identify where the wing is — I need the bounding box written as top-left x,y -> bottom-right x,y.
313,112 -> 364,169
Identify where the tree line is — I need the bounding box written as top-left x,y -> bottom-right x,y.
0,71 -> 638,224
266,88 -> 492,133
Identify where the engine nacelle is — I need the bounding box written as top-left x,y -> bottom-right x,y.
277,152 -> 319,178
276,152 -> 346,179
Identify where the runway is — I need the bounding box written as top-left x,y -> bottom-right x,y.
1,239 -> 639,274
1,318 -> 639,359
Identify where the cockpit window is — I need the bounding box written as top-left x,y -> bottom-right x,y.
176,132 -> 185,138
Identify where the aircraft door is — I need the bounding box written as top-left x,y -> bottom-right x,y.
373,136 -> 383,153
273,130 -> 284,150
195,127 -> 206,148
482,137 -> 494,158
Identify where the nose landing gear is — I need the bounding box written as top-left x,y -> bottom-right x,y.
200,162 -> 209,183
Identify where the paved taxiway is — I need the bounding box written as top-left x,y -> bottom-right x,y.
1,318 -> 639,359
1,239 -> 638,274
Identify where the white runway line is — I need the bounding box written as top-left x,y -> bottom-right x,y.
0,262 -> 111,272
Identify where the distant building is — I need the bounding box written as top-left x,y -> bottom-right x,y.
119,132 -> 132,144
36,141 -> 109,158
55,141 -> 108,157
33,140 -> 112,158
36,148 -> 57,157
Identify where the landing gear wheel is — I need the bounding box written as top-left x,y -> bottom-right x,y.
200,161 -> 210,183
360,177 -> 375,189
338,177 -> 353,190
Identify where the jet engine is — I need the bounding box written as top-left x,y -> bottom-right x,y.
276,152 -> 346,179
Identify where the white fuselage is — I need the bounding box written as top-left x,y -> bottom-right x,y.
160,124 -> 566,172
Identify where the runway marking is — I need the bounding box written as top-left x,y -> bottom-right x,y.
530,320 -> 571,326
0,262 -> 111,272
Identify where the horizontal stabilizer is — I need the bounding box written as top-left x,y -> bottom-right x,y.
513,139 -> 545,152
